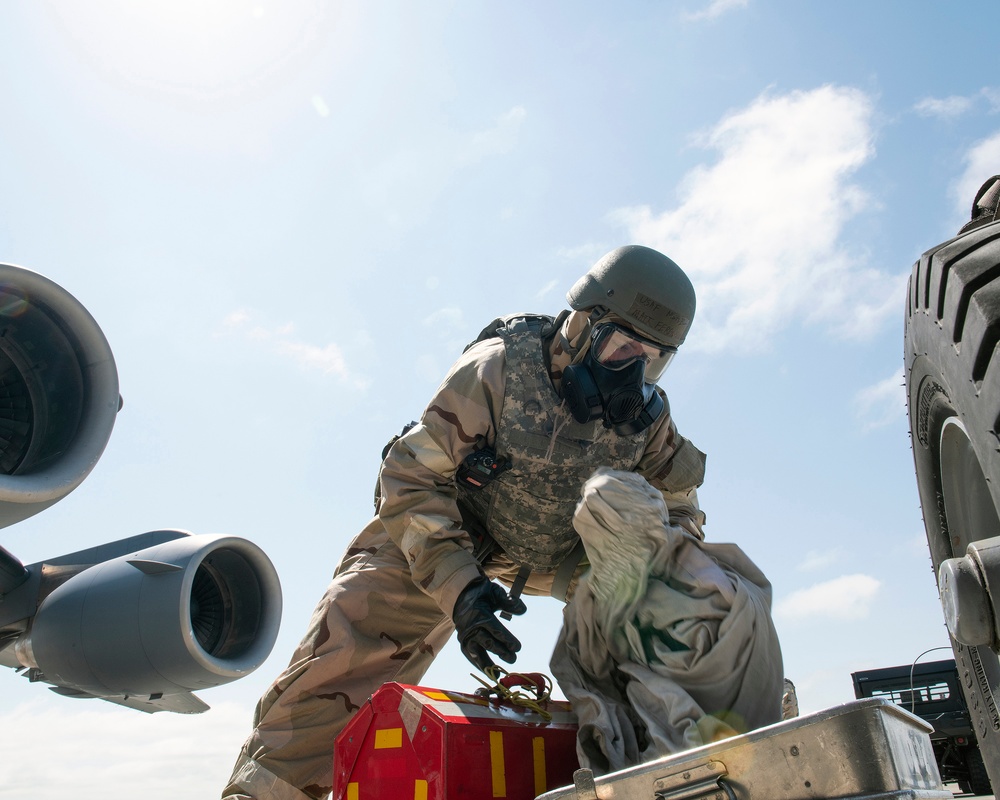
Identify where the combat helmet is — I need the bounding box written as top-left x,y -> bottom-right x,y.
567,245 -> 696,348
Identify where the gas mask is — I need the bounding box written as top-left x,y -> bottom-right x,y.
562,323 -> 674,435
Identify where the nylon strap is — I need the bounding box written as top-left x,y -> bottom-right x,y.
500,565 -> 532,620
549,539 -> 586,602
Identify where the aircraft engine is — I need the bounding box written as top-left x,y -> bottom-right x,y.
15,533 -> 282,698
0,263 -> 120,529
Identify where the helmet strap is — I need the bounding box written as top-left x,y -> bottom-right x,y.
588,306 -> 610,324
572,306 -> 610,363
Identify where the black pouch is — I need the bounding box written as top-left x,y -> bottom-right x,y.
373,421 -> 418,510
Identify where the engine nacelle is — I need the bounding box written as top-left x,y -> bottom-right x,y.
17,533 -> 281,698
0,263 -> 119,528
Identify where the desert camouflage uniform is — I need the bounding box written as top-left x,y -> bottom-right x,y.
222,311 -> 706,800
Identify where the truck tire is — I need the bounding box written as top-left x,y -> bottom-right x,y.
965,746 -> 994,796
905,206 -> 1000,792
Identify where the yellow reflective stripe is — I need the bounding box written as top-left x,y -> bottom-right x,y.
347,782 -> 359,800
490,730 -> 506,797
414,779 -> 428,800
423,690 -> 451,701
374,727 -> 403,749
533,736 -> 546,796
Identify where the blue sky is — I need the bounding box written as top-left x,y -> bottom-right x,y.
0,1 -> 997,797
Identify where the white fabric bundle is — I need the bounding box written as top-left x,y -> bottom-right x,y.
550,468 -> 784,774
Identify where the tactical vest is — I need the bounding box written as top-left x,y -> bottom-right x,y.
457,315 -> 649,571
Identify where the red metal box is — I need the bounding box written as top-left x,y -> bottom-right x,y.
333,681 -> 579,800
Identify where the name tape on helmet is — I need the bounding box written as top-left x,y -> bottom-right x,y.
628,292 -> 691,341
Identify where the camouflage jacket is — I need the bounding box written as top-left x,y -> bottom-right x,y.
377,311 -> 707,615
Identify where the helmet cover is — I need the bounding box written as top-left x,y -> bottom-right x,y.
567,245 -> 696,347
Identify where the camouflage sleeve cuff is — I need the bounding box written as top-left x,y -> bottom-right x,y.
433,559 -> 485,617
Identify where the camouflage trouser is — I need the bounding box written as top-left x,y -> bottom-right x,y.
222,516 -> 583,800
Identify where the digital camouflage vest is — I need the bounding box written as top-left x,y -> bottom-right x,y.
458,315 -> 649,571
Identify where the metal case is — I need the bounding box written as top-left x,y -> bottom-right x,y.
538,698 -> 950,800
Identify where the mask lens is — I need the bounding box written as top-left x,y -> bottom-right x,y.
591,324 -> 675,381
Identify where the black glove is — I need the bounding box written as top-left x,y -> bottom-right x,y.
452,576 -> 527,671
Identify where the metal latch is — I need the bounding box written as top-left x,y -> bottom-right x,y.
571,768 -> 599,800
653,761 -> 735,800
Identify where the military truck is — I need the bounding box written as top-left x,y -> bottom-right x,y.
852,659 -> 992,796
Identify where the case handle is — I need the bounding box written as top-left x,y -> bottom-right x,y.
653,761 -> 735,800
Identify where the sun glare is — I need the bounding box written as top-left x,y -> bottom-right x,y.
45,1 -> 341,105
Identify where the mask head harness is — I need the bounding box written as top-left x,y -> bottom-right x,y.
562,312 -> 674,434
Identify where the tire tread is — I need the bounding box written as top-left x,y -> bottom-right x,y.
905,220 -> 1000,793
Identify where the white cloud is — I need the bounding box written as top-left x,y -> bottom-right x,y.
223,309 -> 251,326
954,130 -> 1000,225
273,339 -> 351,377
914,94 -> 975,119
854,366 -> 905,431
221,310 -> 369,386
914,87 -> 1000,119
982,88 -> 1000,113
0,699 -> 248,799
611,85 -> 897,352
775,573 -> 881,622
682,0 -> 749,23
837,270 -> 908,341
784,664 -> 856,715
